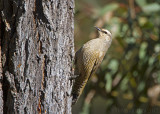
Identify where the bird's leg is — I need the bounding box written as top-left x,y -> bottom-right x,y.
69,75 -> 79,80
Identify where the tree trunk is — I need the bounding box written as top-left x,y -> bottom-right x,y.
0,0 -> 74,113
0,15 -> 3,113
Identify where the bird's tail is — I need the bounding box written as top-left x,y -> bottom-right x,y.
71,80 -> 81,105
71,75 -> 87,105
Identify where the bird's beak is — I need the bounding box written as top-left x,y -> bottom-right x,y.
95,26 -> 101,31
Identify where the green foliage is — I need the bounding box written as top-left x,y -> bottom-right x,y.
80,103 -> 90,114
73,0 -> 160,114
136,0 -> 160,13
142,3 -> 160,13
99,3 -> 119,16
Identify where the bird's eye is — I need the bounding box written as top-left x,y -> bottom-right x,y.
103,31 -> 108,34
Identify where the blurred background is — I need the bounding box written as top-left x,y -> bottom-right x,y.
73,0 -> 160,114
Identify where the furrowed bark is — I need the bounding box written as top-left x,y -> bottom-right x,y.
0,0 -> 74,113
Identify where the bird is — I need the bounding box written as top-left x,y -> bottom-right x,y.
72,26 -> 112,105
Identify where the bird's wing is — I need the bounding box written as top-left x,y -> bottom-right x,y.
87,52 -> 104,81
74,48 -> 82,75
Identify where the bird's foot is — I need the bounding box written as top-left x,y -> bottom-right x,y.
69,75 -> 79,80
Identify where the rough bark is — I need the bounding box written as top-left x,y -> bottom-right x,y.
0,0 -> 74,113
0,15 -> 3,113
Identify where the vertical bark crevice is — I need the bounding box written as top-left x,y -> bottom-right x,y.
34,0 -> 49,25
23,39 -> 29,79
2,75 -> 8,113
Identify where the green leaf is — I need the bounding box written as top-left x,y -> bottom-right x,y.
108,59 -> 119,73
142,3 -> 160,13
139,42 -> 148,59
99,3 -> 119,16
126,37 -> 136,44
136,0 -> 160,13
154,44 -> 160,53
148,57 -> 155,66
80,103 -> 90,114
120,76 -> 129,91
135,0 -> 147,7
137,81 -> 145,92
105,73 -> 112,92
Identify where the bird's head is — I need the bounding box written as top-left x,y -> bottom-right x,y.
95,26 -> 112,42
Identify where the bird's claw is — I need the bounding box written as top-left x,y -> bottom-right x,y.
69,75 -> 79,80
